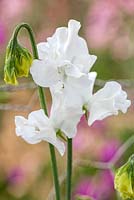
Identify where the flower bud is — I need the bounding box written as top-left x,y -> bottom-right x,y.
114,154 -> 134,199
4,39 -> 33,85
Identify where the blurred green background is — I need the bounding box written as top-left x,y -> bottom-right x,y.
0,0 -> 134,199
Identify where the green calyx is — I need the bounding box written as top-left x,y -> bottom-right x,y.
56,129 -> 67,142
114,154 -> 134,200
82,104 -> 89,120
4,38 -> 33,85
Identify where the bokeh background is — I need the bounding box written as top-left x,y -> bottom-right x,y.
0,0 -> 134,199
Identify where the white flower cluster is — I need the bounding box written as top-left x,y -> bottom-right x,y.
15,20 -> 131,156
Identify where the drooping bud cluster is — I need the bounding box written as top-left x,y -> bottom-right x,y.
114,154 -> 134,200
4,38 -> 32,85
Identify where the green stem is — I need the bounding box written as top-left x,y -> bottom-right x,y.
66,138 -> 72,200
13,23 -> 61,200
12,23 -> 38,58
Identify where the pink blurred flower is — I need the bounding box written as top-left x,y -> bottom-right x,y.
0,0 -> 32,36
73,117 -> 107,155
96,170 -> 114,199
73,178 -> 95,199
7,167 -> 24,185
90,120 -> 107,134
111,35 -> 132,60
73,170 -> 114,200
119,0 -> 134,14
85,0 -> 134,59
73,116 -> 94,154
86,0 -> 119,49
99,140 -> 120,162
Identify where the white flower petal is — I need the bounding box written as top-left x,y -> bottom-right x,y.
64,20 -> 88,60
88,72 -> 97,96
30,59 -> 59,87
88,81 -> 131,125
73,54 -> 97,73
37,42 -> 49,60
60,107 -> 83,138
65,64 -> 83,78
114,90 -> 131,113
28,109 -> 50,129
15,110 -> 66,155
15,116 -> 36,137
50,92 -> 83,138
37,27 -> 68,61
55,27 -> 68,54
44,137 -> 65,156
63,74 -> 94,107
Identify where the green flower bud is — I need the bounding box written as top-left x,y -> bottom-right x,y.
4,39 -> 33,85
114,154 -> 134,200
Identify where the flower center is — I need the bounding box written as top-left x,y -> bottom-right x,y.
57,66 -> 67,82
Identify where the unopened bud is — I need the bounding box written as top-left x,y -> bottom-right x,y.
4,39 -> 32,85
114,154 -> 134,200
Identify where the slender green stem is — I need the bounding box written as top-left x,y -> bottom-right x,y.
38,86 -> 48,115
13,23 -> 61,200
66,138 -> 72,200
12,23 -> 38,58
49,144 -> 61,197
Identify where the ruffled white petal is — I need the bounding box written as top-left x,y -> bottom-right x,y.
64,20 -> 88,59
15,110 -> 65,156
37,42 -> 50,60
65,64 -> 83,78
74,54 -> 97,73
30,59 -> 59,87
63,73 -> 96,107
88,81 -> 131,125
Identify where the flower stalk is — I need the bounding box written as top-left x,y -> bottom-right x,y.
66,138 -> 73,200
12,23 -> 61,200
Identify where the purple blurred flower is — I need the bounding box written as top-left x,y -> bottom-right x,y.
86,0 -> 118,49
73,117 -> 107,155
7,167 -> 24,185
90,120 -> 107,135
73,170 -> 114,200
99,140 -> 120,162
73,178 -> 95,199
96,170 -> 114,199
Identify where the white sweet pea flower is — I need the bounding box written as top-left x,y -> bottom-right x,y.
87,81 -> 131,125
15,109 -> 65,156
15,94 -> 83,155
30,19 -> 97,89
